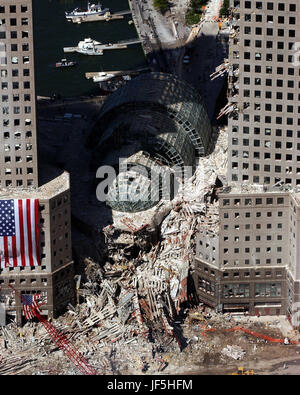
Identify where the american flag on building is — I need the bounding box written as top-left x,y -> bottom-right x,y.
22,294 -> 41,320
0,199 -> 40,268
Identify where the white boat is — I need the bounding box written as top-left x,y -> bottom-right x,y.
65,2 -> 109,20
93,72 -> 115,82
76,38 -> 103,55
55,59 -> 77,68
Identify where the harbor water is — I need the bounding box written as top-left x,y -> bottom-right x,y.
33,0 -> 147,97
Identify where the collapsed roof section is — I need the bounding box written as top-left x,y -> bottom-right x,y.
89,72 -> 212,213
106,152 -> 176,213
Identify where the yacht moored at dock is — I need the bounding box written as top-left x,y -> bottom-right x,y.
63,38 -> 140,54
65,2 -> 109,20
76,38 -> 104,55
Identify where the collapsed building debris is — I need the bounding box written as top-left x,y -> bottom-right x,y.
0,127 -> 229,375
73,127 -> 229,353
210,59 -> 230,81
221,345 -> 246,360
88,127 -> 229,349
8,126 -> 297,374
1,0 -> 299,375
217,102 -> 239,120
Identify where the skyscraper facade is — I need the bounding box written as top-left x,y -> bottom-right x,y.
227,0 -> 300,187
0,0 -> 75,325
193,0 -> 300,328
0,0 -> 38,188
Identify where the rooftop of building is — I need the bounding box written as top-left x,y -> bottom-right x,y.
0,168 -> 69,200
220,182 -> 295,196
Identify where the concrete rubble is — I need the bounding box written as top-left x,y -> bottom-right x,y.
0,127 -> 229,375
13,125 -> 297,375
221,345 -> 246,360
210,59 -> 230,81
0,127 -> 231,375
0,286 -> 298,375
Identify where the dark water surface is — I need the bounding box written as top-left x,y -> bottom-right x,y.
33,0 -> 146,97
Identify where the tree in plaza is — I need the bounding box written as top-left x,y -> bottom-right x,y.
153,0 -> 168,13
185,0 -> 208,26
191,0 -> 208,12
220,0 -> 230,16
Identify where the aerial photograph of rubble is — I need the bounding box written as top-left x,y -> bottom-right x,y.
0,0 -> 299,384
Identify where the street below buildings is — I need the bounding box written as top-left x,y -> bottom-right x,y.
179,0 -> 229,120
130,0 -> 228,120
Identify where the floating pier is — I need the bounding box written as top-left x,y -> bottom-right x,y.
85,67 -> 150,80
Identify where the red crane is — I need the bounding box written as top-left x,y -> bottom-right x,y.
8,284 -> 98,375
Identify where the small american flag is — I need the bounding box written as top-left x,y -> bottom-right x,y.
0,199 -> 40,268
22,294 -> 41,320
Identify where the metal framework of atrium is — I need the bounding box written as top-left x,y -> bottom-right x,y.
89,72 -> 212,213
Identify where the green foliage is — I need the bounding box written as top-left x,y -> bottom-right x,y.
153,0 -> 168,13
219,0 -> 230,16
190,0 -> 209,12
185,9 -> 202,25
185,0 -> 208,26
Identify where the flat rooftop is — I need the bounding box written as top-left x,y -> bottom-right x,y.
0,170 -> 69,200
221,183 -> 293,196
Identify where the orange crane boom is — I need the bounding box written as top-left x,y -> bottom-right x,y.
8,284 -> 98,375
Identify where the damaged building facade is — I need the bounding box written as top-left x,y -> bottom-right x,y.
0,0 -> 75,325
193,0 -> 300,328
194,186 -> 298,316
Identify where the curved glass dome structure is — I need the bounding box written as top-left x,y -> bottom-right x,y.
106,152 -> 176,213
89,72 -> 212,213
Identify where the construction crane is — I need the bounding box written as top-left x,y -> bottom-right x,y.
8,284 -> 98,375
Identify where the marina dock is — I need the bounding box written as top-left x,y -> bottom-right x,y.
63,38 -> 141,54
68,10 -> 132,24
85,67 -> 150,80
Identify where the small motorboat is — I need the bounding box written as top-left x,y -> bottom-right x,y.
56,59 -> 77,68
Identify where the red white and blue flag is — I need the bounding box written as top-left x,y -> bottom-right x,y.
22,294 -> 41,320
0,199 -> 40,268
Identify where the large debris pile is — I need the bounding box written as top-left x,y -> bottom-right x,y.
71,127 -> 229,352
0,128 -> 228,375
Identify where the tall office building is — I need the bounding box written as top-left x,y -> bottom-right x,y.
0,0 -> 38,188
193,0 -> 300,328
227,0 -> 300,187
0,0 -> 75,325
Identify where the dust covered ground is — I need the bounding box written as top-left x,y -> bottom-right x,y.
163,311 -> 300,376
1,305 -> 300,375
